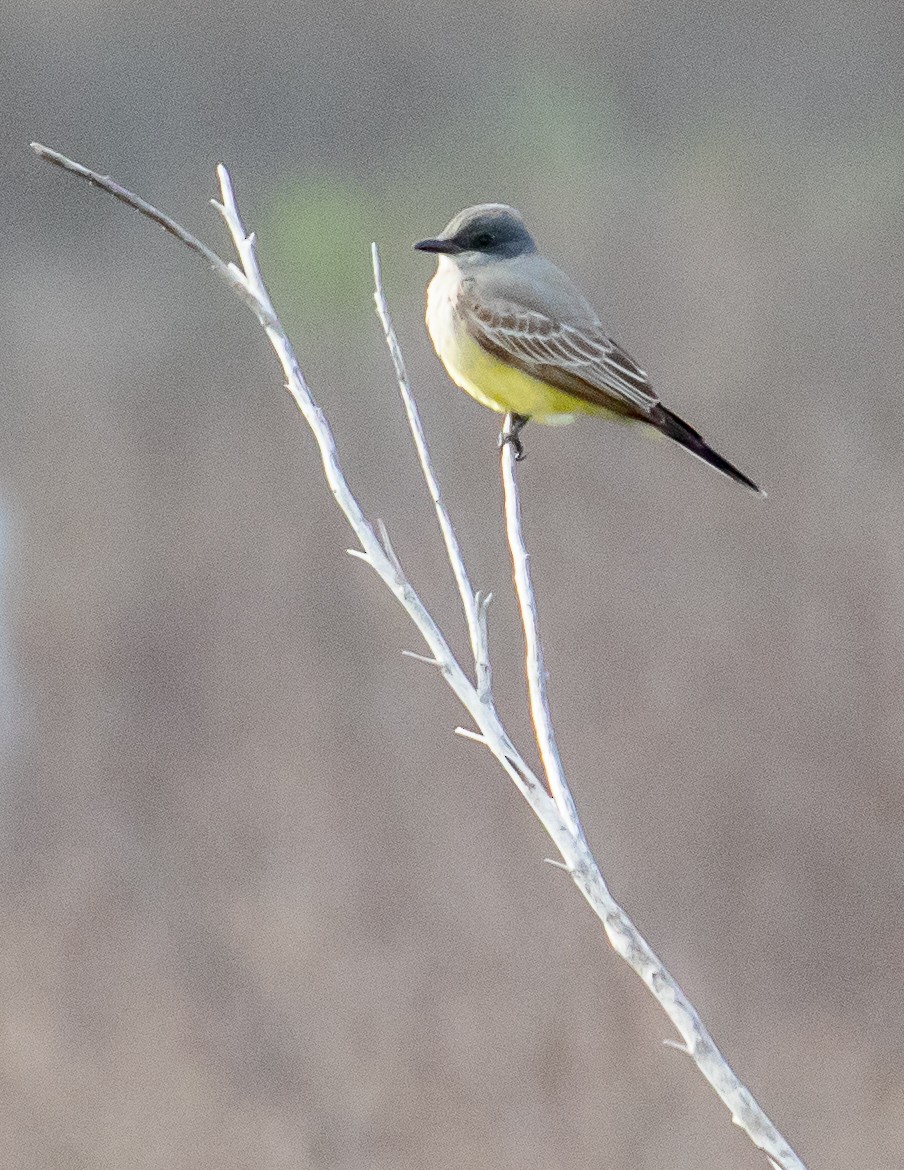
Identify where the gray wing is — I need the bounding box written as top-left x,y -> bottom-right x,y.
458,282 -> 659,419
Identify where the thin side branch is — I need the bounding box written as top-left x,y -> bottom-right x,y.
32,144 -> 807,1170
372,243 -> 492,702
31,143 -> 220,267
501,427 -> 583,838
29,143 -> 271,326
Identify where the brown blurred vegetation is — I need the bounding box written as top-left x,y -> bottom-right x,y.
2,1 -> 903,1166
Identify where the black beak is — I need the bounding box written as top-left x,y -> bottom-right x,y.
414,237 -> 463,255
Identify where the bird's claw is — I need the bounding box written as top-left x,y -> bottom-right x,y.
499,414 -> 529,461
498,429 -> 526,461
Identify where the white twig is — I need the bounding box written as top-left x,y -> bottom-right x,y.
32,143 -> 808,1170
454,726 -> 489,745
402,650 -> 440,666
501,427 -> 583,838
372,244 -> 492,702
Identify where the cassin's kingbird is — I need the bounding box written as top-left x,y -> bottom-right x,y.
415,204 -> 762,494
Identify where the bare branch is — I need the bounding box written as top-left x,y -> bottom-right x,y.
29,143 -> 273,327
500,426 -> 583,838
372,244 -> 492,702
33,145 -> 808,1170
454,726 -> 488,745
402,650 -> 441,667
31,143 -> 219,266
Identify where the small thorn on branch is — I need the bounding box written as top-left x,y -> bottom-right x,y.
376,517 -> 404,575
346,548 -> 371,563
454,726 -> 488,745
543,857 -> 571,872
402,650 -> 439,666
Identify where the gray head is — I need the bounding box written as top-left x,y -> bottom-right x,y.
415,204 -> 537,263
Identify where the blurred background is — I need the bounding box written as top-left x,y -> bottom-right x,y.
1,1 -> 902,1166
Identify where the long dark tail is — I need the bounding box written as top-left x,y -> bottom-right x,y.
652,405 -> 764,496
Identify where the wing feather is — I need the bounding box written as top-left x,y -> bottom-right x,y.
459,289 -> 658,418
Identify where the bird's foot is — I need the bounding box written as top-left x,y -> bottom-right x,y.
499,413 -> 529,462
498,430 -> 525,461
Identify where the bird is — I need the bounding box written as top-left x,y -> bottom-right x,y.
414,203 -> 763,495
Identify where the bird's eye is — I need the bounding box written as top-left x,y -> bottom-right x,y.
472,232 -> 495,249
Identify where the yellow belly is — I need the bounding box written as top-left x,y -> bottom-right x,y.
426,280 -> 589,424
